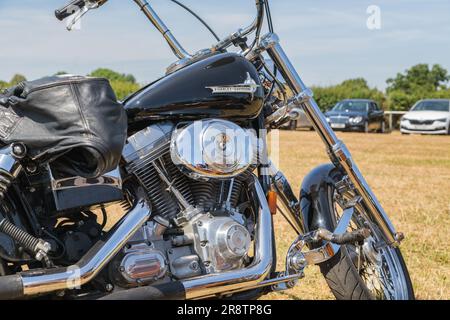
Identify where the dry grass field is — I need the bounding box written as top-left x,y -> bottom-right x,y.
264,130 -> 450,300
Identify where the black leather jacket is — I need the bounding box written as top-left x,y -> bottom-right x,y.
0,76 -> 127,178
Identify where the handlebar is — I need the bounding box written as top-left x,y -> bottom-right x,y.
212,0 -> 265,52
55,0 -> 265,61
55,0 -> 85,21
55,0 -> 107,21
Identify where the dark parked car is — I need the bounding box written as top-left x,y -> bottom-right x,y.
325,99 -> 385,133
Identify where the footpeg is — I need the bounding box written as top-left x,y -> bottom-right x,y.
286,206 -> 360,267
314,228 -> 371,245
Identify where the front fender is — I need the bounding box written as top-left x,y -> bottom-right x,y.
299,163 -> 343,235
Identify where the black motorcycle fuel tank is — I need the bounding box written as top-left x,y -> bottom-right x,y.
123,52 -> 264,126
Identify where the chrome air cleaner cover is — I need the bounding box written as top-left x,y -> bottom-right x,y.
170,119 -> 257,180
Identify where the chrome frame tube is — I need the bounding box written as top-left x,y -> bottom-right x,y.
181,175 -> 273,299
20,199 -> 151,296
133,0 -> 191,59
259,33 -> 400,246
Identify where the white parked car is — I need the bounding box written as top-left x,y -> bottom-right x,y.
400,99 -> 450,135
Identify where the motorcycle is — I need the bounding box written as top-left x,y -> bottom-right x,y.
0,0 -> 413,300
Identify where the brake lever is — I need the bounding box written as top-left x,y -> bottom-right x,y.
66,1 -> 99,31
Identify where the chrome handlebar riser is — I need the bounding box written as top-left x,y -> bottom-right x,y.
133,0 -> 191,59
133,0 -> 265,60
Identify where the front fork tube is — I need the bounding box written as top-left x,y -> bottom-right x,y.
260,33 -> 402,246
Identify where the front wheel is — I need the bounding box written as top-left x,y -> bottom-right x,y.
318,172 -> 414,300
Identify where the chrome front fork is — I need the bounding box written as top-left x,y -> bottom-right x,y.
259,33 -> 402,246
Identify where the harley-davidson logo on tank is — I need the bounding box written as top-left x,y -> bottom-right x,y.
206,72 -> 260,97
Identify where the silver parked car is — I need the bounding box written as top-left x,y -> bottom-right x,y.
400,99 -> 450,135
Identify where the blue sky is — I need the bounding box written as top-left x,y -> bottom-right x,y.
0,0 -> 449,91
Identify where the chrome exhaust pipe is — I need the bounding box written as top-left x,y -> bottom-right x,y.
0,198 -> 151,299
181,175 -> 273,299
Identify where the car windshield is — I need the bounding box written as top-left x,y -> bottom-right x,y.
332,101 -> 368,112
411,100 -> 450,112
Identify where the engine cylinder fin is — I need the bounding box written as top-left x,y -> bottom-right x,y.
230,179 -> 243,207
126,142 -> 169,173
229,167 -> 254,207
190,181 -> 221,211
134,161 -> 179,218
162,153 -> 194,206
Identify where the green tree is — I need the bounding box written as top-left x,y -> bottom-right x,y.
9,74 -> 27,86
386,90 -> 417,111
386,64 -> 449,94
340,78 -> 370,90
89,68 -> 140,100
89,68 -> 136,84
0,80 -> 8,91
386,64 -> 450,111
109,80 -> 141,101
54,71 -> 69,76
312,78 -> 385,112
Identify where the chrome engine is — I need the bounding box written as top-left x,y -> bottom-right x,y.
186,214 -> 251,274
114,121 -> 255,288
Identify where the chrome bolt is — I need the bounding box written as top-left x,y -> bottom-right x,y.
190,261 -> 199,270
12,143 -> 26,158
291,252 -> 307,271
26,163 -> 37,174
395,232 -> 405,243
